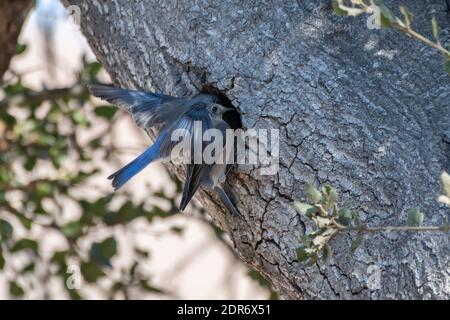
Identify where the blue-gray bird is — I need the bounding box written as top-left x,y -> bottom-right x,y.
179,105 -> 240,215
88,84 -> 239,215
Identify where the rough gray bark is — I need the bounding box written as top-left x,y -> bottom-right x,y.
63,0 -> 450,299
0,0 -> 34,79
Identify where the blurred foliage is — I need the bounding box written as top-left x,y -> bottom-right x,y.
247,270 -> 278,300
0,49 -> 171,298
0,45 -> 274,299
333,0 -> 450,75
293,173 -> 450,267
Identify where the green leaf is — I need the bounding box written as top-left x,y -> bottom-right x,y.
170,226 -> 184,235
305,183 -> 322,203
338,208 -> 353,226
212,224 -> 224,238
431,17 -> 440,42
36,181 -> 52,197
296,247 -> 309,262
399,6 -> 413,29
332,1 -> 348,16
135,248 -> 150,258
299,234 -> 313,248
90,237 -> 117,266
24,156 -> 37,171
0,248 -> 5,270
0,218 -> 13,239
21,262 -> 35,273
4,82 -> 27,96
87,62 -> 102,79
407,208 -> 423,227
11,238 -> 38,254
94,106 -> 118,120
350,235 -> 364,255
71,110 -> 89,126
321,185 -> 338,210
9,281 -> 25,297
374,1 -> 394,28
62,221 -> 83,239
15,43 -> 27,55
140,280 -> 164,294
51,251 -> 67,265
18,215 -> 33,230
80,261 -> 105,283
445,60 -> 450,75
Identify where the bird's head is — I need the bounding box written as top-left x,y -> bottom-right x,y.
191,94 -> 230,120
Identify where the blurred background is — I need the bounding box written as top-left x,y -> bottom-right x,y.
0,0 -> 275,299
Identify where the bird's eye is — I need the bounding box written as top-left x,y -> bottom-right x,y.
212,106 -> 218,113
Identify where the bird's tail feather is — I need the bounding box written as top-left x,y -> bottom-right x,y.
108,146 -> 159,191
214,186 -> 240,215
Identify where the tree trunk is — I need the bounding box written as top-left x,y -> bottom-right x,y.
62,0 -> 450,299
0,0 -> 34,79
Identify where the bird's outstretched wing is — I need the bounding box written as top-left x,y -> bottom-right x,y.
158,104 -> 213,158
88,84 -> 188,128
107,104 -> 211,191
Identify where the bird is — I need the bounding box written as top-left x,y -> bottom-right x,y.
88,84 -> 239,215
179,105 -> 240,215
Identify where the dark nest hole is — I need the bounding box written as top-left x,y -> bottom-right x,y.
201,84 -> 242,130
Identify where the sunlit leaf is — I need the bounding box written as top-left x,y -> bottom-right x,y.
305,183 -> 322,203
321,185 -> 338,210
431,17 -> 440,42
440,171 -> 450,197
293,202 -> 314,215
399,6 -> 413,29
438,195 -> 450,207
